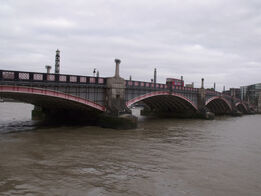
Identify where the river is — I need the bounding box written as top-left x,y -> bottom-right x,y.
0,102 -> 261,196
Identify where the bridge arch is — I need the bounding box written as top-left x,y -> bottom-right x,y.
235,102 -> 248,114
0,85 -> 106,112
126,91 -> 198,114
205,96 -> 232,114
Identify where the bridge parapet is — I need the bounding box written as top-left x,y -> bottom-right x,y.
125,79 -> 200,93
126,80 -> 167,90
205,90 -> 222,96
0,70 -> 107,86
0,69 -> 107,107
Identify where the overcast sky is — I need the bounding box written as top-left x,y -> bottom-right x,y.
1,0 -> 261,91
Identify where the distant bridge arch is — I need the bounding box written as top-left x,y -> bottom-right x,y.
235,102 -> 248,114
206,96 -> 232,114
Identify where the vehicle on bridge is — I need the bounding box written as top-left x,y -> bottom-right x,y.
166,78 -> 184,88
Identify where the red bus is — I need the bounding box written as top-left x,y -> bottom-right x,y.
166,78 -> 184,87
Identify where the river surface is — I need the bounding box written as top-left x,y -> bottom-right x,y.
0,102 -> 261,196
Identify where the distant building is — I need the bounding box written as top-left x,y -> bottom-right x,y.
223,88 -> 241,99
185,83 -> 194,88
240,83 -> 261,106
240,86 -> 248,100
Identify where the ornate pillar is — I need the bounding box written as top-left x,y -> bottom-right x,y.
55,49 -> 60,74
106,59 -> 130,115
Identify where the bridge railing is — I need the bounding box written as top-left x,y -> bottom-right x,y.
125,80 -> 168,89
171,86 -> 198,92
125,80 -> 199,92
222,94 -> 242,102
0,70 -> 107,85
206,90 -> 222,96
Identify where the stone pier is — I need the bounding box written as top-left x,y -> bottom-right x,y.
102,59 -> 137,129
197,78 -> 215,120
258,92 -> 261,113
106,59 -> 129,115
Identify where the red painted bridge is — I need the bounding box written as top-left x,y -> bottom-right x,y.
0,68 -> 253,120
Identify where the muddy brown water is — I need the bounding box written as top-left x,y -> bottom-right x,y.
0,102 -> 261,196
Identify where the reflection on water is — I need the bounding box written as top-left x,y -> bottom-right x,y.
0,103 -> 35,133
0,103 -> 261,196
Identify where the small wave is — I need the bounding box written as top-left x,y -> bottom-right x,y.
0,120 -> 37,134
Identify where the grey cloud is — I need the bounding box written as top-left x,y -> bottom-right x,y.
1,0 -> 261,90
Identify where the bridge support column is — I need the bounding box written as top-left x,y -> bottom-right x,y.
104,59 -> 137,129
230,97 -> 243,116
197,81 -> 215,120
32,106 -> 45,120
258,92 -> 261,113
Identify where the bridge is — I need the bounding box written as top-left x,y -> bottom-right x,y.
0,59 -> 254,128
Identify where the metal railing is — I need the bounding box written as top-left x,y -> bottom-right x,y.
206,90 -> 222,96
0,70 -> 107,85
0,69 -> 227,96
125,80 -> 200,92
125,80 -> 167,90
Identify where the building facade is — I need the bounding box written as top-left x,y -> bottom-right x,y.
223,88 -> 241,99
240,83 -> 261,112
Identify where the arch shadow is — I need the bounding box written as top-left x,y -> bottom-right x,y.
126,91 -> 198,116
235,102 -> 248,114
205,96 -> 232,114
